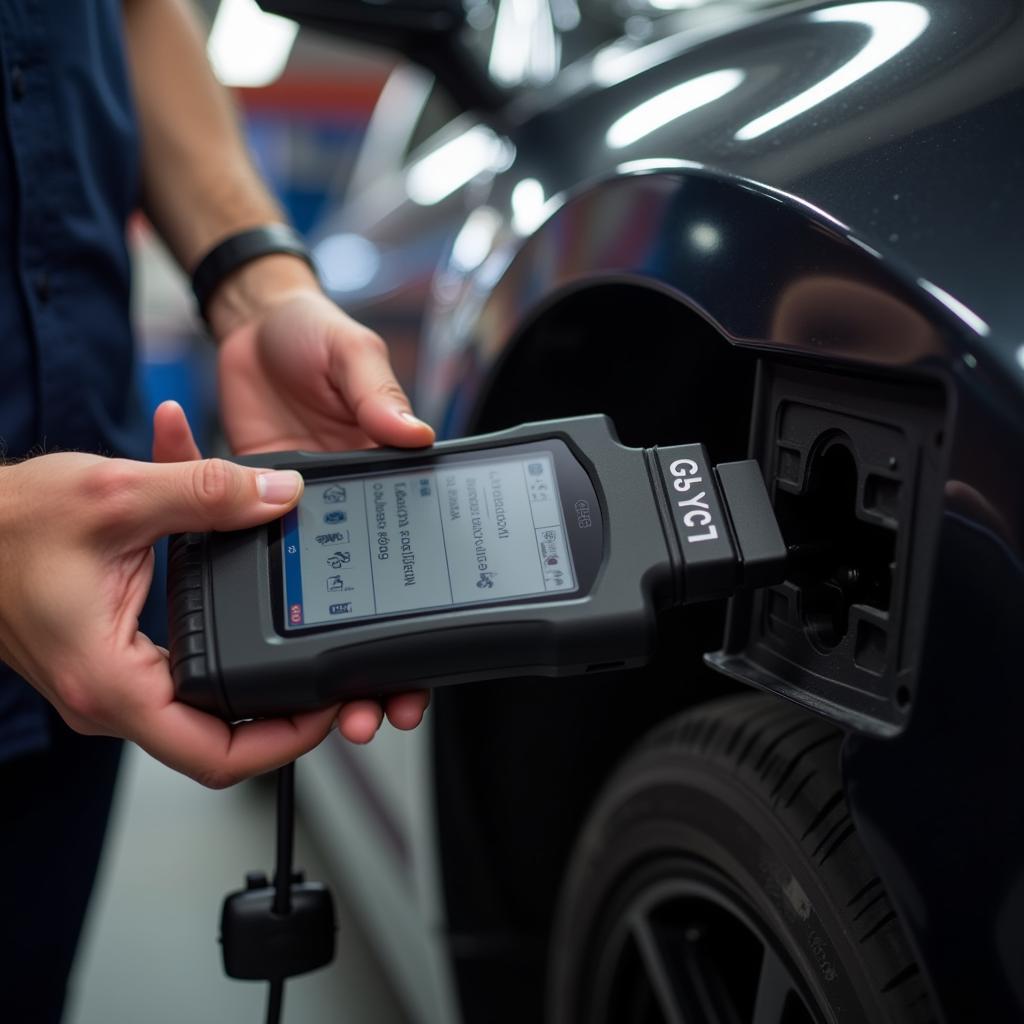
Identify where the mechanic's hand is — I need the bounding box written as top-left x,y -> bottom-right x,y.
212,269 -> 435,455
0,437 -> 339,788
154,400 -> 432,743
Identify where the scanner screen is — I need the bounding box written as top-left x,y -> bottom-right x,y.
280,451 -> 579,629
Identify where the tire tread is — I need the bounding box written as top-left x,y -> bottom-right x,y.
634,694 -> 936,1023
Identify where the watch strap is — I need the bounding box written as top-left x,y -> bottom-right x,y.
191,224 -> 316,321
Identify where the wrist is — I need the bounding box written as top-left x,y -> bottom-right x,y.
206,253 -> 321,341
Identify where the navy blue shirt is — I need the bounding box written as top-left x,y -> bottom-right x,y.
0,2 -> 153,761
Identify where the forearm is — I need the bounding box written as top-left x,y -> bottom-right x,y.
122,0 -> 317,334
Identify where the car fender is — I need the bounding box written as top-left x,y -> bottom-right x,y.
420,166 -> 990,437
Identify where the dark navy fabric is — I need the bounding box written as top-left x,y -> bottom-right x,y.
0,707 -> 123,1023
0,1 -> 152,762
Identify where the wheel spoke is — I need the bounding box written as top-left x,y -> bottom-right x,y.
632,910 -> 752,1024
591,875 -> 822,1024
676,931 -> 743,1024
751,945 -> 794,1024
631,913 -> 691,1024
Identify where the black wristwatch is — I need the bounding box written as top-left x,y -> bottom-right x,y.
191,224 -> 317,322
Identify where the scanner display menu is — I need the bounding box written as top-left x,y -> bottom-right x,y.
281,452 -> 578,629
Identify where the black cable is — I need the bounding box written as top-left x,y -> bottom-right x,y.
266,761 -> 296,1024
266,980 -> 284,1024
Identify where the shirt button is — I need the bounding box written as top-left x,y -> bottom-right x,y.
11,65 -> 26,100
34,272 -> 50,304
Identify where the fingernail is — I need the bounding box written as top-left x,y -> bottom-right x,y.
398,410 -> 432,431
257,470 -> 303,504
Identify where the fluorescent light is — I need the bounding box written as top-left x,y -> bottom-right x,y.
551,0 -> 581,31
511,178 -> 544,233
616,157 -> 706,174
510,178 -> 566,235
208,0 -> 298,88
647,0 -> 712,9
450,207 -> 503,273
591,17 -> 751,89
313,233 -> 380,293
405,126 -> 513,206
606,68 -> 744,149
735,2 -> 929,141
489,0 -> 560,87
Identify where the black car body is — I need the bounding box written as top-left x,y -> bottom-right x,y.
267,1 -> 1024,1020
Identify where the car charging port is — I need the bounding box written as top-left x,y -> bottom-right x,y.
779,437 -> 895,652
707,362 -> 947,734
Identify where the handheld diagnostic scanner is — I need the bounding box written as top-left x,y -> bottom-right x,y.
167,415 -> 787,721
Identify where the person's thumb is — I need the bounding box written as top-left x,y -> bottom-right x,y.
112,457 -> 303,546
152,400 -> 203,464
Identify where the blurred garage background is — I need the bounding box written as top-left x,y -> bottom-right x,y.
66,3 -> 412,1021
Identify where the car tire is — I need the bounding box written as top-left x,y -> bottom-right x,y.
547,694 -> 936,1024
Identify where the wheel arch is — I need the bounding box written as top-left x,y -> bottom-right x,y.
423,167 -> 963,442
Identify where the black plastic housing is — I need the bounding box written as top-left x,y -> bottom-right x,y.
169,417 -> 670,719
221,879 -> 335,981
168,415 -> 785,721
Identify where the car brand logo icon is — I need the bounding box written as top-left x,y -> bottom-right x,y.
323,510 -> 347,524
323,485 -> 347,504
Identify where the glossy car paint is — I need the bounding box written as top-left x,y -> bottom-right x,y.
314,0 -> 1023,1019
